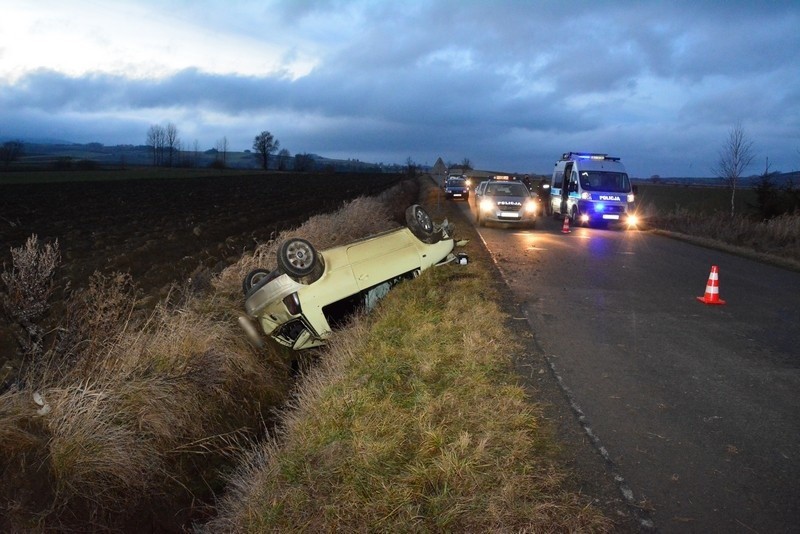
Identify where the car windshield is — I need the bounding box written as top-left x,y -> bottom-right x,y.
447,179 -> 467,187
486,182 -> 529,197
579,171 -> 631,193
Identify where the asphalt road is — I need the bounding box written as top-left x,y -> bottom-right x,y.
456,199 -> 800,533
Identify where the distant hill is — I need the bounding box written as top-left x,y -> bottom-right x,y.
2,140 -> 406,173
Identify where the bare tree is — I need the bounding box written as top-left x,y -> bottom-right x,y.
216,136 -> 229,167
165,122 -> 179,167
146,124 -> 166,166
713,121 -> 755,217
192,139 -> 200,168
405,157 -> 417,178
460,157 -> 473,171
294,153 -> 314,172
277,148 -> 291,170
253,131 -> 280,170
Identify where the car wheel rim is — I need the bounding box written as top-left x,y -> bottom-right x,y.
415,208 -> 432,232
286,242 -> 314,270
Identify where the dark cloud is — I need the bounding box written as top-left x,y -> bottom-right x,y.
1,0 -> 798,176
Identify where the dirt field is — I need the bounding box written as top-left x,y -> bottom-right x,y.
0,171 -> 406,379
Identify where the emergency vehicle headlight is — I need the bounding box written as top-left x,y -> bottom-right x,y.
627,214 -> 639,227
524,201 -> 537,214
627,193 -> 635,203
480,198 -> 495,211
580,192 -> 591,200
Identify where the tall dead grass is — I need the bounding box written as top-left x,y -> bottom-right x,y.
206,180 -> 612,532
0,180 -> 417,530
649,208 -> 800,266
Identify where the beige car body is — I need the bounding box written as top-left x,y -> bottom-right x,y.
244,224 -> 455,350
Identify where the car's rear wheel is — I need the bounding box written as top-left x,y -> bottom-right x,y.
405,205 -> 441,244
277,238 -> 323,282
243,268 -> 272,295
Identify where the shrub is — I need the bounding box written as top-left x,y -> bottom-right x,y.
0,235 -> 60,365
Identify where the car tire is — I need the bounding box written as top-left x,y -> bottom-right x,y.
405,205 -> 441,244
277,238 -> 323,282
571,206 -> 582,227
243,268 -> 271,295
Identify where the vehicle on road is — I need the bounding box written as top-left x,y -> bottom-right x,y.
474,175 -> 538,228
443,177 -> 469,200
550,152 -> 638,228
240,205 -> 457,350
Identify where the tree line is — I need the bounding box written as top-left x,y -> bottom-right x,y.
144,123 -> 318,171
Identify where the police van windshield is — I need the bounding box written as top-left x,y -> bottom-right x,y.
486,182 -> 529,196
579,171 -> 631,193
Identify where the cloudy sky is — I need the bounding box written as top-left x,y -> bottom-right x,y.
1,0 -> 798,177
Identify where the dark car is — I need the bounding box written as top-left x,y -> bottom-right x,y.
443,178 -> 469,200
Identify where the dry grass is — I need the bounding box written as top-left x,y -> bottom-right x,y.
0,177 -> 611,531
636,184 -> 800,268
646,208 -> 800,268
0,181 -> 417,530
206,183 -> 612,532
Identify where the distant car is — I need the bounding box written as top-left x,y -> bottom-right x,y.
443,178 -> 469,200
240,205 -> 457,350
474,178 -> 538,228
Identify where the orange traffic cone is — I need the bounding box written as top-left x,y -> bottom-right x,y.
696,265 -> 726,305
561,216 -> 571,234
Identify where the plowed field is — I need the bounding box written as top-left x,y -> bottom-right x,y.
0,171 -> 405,380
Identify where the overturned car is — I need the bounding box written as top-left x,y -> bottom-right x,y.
240,205 -> 458,350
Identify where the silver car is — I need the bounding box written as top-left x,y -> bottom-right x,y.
474,178 -> 538,227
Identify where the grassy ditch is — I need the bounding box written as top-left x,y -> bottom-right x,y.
0,177 -> 613,531
206,183 -> 612,532
0,181 -> 417,531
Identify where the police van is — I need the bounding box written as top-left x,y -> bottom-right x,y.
550,152 -> 638,227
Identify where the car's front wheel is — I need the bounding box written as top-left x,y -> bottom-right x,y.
405,205 -> 441,244
277,238 -> 323,283
243,268 -> 272,295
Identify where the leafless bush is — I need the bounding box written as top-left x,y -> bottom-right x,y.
0,235 -> 60,363
44,272 -> 140,383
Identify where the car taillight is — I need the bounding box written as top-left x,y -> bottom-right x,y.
283,293 -> 301,315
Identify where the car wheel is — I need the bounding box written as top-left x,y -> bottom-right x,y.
405,204 -> 441,244
277,238 -> 322,282
571,206 -> 582,227
243,268 -> 271,295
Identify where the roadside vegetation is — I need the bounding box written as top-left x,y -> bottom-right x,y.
206,184 -> 611,532
1,177 -> 613,531
637,181 -> 800,268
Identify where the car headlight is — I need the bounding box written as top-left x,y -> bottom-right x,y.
480,198 -> 495,211
627,193 -> 635,203
524,201 -> 537,214
627,214 -> 639,227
